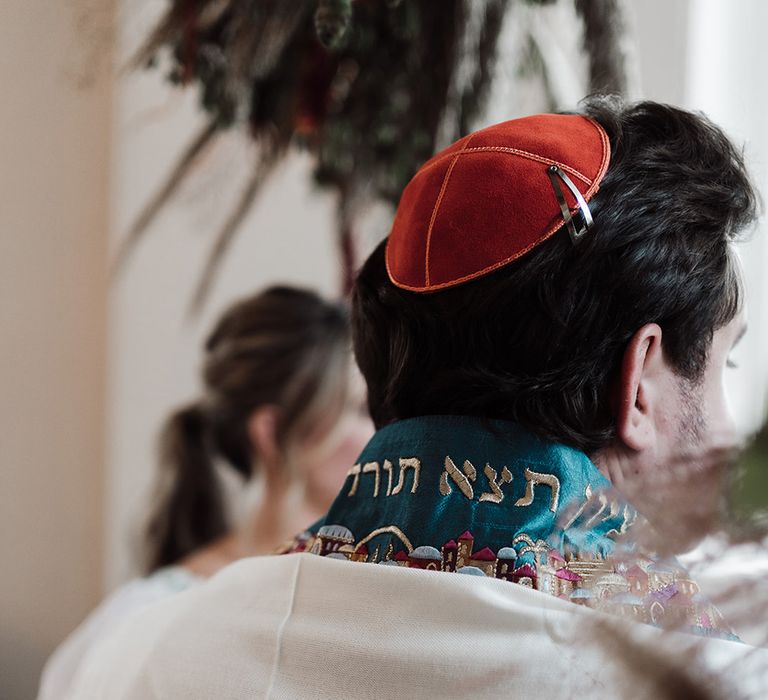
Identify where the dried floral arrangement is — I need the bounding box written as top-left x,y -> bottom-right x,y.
120,0 -> 634,310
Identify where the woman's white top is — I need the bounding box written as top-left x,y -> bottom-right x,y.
68,553 -> 767,699
38,566 -> 201,700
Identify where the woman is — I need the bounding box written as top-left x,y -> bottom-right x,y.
39,285 -> 373,699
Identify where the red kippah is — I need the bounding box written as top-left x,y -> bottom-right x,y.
385,114 -> 611,292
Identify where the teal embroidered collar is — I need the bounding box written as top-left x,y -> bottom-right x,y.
284,415 -> 733,639
311,415 -> 629,562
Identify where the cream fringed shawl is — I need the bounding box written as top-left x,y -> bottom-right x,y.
71,553 -> 766,699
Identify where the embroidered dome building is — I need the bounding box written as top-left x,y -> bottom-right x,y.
456,531 -> 475,568
554,568 -> 583,597
441,540 -> 458,572
593,573 -> 630,600
605,592 -> 645,621
495,547 -> 518,581
408,546 -> 442,571
392,550 -> 410,565
312,525 -> 354,556
569,587 -> 594,608
469,547 -> 497,576
625,564 -> 649,595
511,563 -> 537,588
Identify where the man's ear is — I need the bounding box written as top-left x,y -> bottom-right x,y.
246,405 -> 280,470
614,323 -> 665,452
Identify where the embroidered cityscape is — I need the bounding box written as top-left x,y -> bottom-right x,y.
284,453 -> 731,636
289,524 -> 728,635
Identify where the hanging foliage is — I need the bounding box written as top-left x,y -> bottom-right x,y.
122,0 -> 635,311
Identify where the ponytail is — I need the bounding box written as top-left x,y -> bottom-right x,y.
143,286 -> 353,573
144,403 -> 229,573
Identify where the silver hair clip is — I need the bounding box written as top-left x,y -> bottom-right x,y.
547,165 -> 593,245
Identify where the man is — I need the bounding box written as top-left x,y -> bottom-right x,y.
72,99 -> 763,698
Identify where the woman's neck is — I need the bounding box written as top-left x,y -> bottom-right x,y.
241,482 -> 325,555
179,481 -> 326,579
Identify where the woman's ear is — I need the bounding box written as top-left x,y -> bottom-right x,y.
614,323 -> 665,452
246,405 -> 280,470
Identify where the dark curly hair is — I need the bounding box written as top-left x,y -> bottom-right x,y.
352,98 -> 757,453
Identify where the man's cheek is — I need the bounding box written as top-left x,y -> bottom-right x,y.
707,378 -> 737,443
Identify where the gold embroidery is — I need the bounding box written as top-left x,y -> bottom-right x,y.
383,459 -> 394,496
457,531 -> 473,568
585,491 -> 609,527
478,464 -> 514,503
346,464 -> 361,496
562,484 -> 593,529
620,504 -> 638,534
355,526 -> 414,553
362,461 -> 381,497
384,543 -> 393,561
288,526 -> 730,638
311,525 -> 355,556
514,467 -> 561,512
605,503 -> 639,539
440,456 -> 477,499
348,458 -> 419,498
518,539 -> 550,564
391,457 -> 421,495
513,533 -> 534,547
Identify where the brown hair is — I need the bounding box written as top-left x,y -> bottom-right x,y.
144,286 -> 351,572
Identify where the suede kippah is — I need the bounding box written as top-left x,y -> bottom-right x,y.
385,114 -> 611,292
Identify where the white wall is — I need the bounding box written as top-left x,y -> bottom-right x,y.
684,0 -> 768,432
633,0 -> 768,432
630,0 -> 691,105
0,2 -> 111,698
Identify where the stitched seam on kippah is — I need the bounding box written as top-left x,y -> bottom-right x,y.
424,134 -> 476,286
395,131 -> 610,293
587,115 -> 611,192
389,117 -> 611,292
463,147 -> 592,184
412,146 -> 593,186
398,217 -> 565,292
